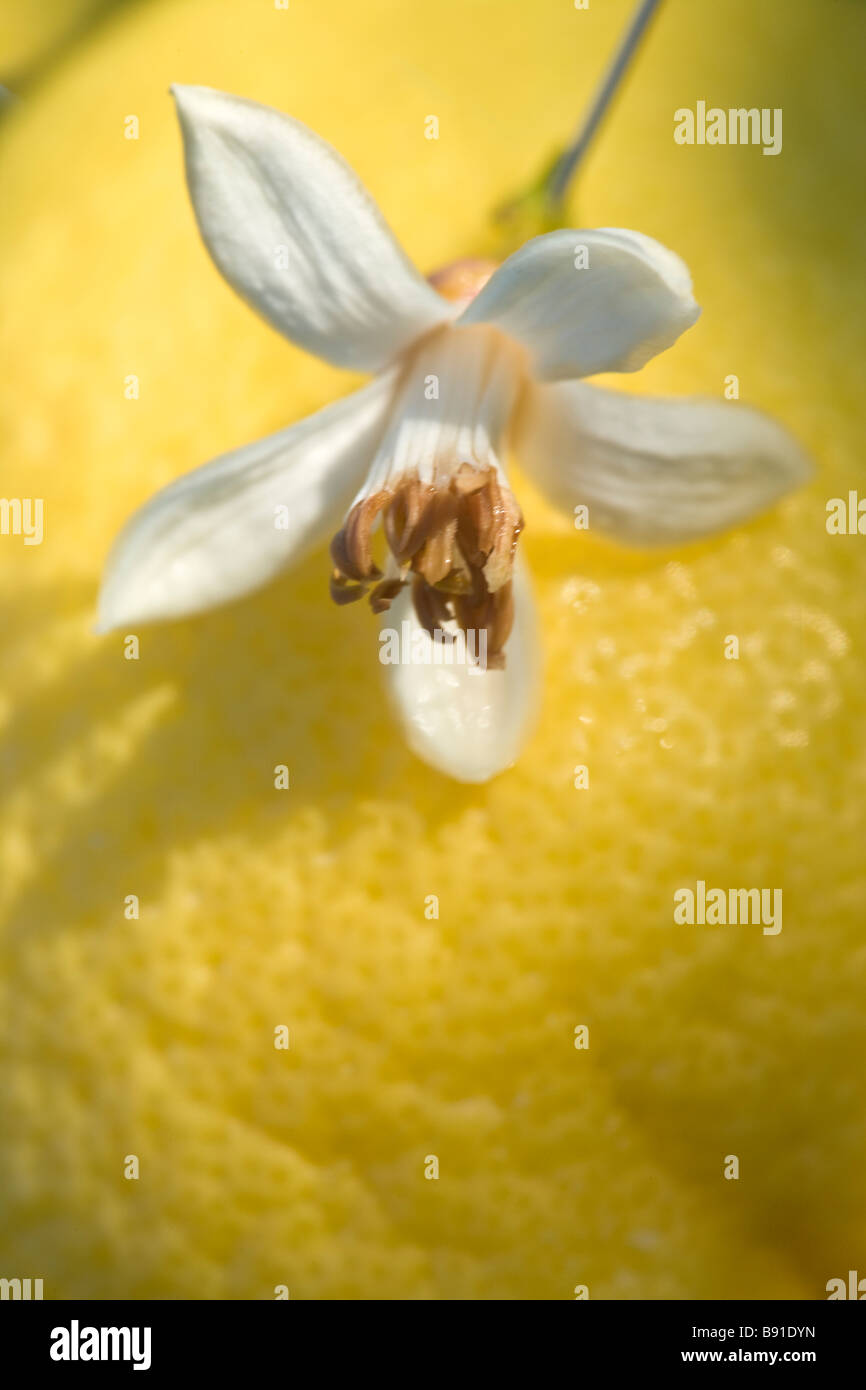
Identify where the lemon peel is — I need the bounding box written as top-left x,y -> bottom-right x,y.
0,0 -> 863,1300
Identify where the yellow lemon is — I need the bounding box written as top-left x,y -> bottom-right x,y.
0,0 -> 863,1298
0,0 -> 118,85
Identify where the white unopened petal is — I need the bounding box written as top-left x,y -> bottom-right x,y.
172,85 -> 451,371
514,380 -> 812,546
97,372 -> 398,631
460,228 -> 699,381
380,558 -> 540,783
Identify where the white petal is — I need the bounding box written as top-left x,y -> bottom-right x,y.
381,559 -> 541,783
97,372 -> 398,631
356,324 -> 522,497
514,380 -> 812,546
172,85 -> 451,371
460,228 -> 700,381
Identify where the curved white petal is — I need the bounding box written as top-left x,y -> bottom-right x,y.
460,228 -> 700,381
172,85 -> 451,371
380,559 -> 541,783
97,372 -> 398,631
514,380 -> 812,546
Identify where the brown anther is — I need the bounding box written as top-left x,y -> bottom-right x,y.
384,478 -> 436,563
329,490 -> 389,583
436,546 -> 475,597
482,486 -> 523,594
410,491 -> 459,587
456,482 -> 495,568
329,571 -> 368,606
451,462 -> 489,496
411,574 -> 456,641
329,465 -> 523,669
368,577 -> 405,615
453,577 -> 515,661
486,581 -> 516,658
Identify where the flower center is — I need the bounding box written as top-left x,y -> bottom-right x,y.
328,324 -> 525,668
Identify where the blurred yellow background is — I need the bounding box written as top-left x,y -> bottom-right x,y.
0,0 -> 864,1298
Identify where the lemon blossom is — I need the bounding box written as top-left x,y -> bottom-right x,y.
98,85 -> 810,783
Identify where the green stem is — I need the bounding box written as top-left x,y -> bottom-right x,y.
548,0 -> 666,208
492,0 -> 666,247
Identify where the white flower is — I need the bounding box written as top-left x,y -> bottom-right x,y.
98,86 -> 810,783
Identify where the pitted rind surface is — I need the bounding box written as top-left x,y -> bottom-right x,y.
0,0 -> 863,1301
